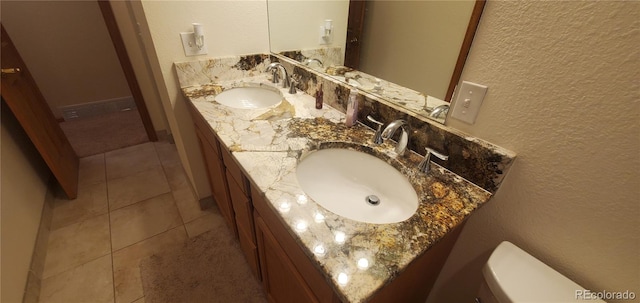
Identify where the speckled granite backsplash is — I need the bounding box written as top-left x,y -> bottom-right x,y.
175,54 -> 271,87
278,46 -> 344,68
176,53 -> 515,193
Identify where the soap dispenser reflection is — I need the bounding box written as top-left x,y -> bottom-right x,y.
315,84 -> 323,109
345,88 -> 359,127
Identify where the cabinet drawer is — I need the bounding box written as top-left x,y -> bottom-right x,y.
221,146 -> 249,195
226,169 -> 254,238
238,225 -> 261,281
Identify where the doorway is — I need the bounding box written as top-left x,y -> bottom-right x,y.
2,0 -> 157,157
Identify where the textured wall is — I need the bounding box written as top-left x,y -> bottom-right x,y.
428,1 -> 639,302
139,0 -> 270,198
2,1 -> 132,118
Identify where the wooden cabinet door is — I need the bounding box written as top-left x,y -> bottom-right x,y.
255,214 -> 319,303
194,127 -> 237,237
227,170 -> 260,279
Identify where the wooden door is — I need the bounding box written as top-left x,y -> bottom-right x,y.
344,0 -> 367,69
1,25 -> 79,199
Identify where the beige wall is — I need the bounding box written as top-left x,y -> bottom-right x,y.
268,0 -> 349,54
109,1 -> 169,133
359,1 -> 474,100
0,107 -> 50,303
429,1 -> 640,302
2,1 -> 132,118
138,0 -> 270,198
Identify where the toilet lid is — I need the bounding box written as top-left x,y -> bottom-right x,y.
483,242 -> 605,303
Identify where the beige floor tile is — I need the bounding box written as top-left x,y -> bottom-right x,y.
78,153 -> 106,186
164,164 -> 209,223
51,181 -> 108,230
110,193 -> 183,251
113,227 -> 187,303
106,142 -> 161,180
154,141 -> 181,167
162,161 -> 190,192
184,209 -> 221,238
107,166 -> 170,210
172,186 -> 207,223
40,254 -> 114,303
104,141 -> 155,158
42,214 -> 111,279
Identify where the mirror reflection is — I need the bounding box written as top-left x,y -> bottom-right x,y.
267,0 -> 484,124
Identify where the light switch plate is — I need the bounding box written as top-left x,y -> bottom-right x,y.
450,81 -> 488,124
180,32 -> 208,56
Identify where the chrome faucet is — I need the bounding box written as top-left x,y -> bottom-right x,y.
303,58 -> 323,67
430,105 -> 449,119
266,62 -> 290,88
418,147 -> 449,174
344,72 -> 362,82
381,119 -> 409,155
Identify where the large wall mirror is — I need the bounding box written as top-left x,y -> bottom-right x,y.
267,0 -> 485,124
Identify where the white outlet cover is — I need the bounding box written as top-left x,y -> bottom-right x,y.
450,81 -> 488,124
180,32 -> 208,57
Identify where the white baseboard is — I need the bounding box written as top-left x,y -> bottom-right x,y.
59,96 -> 136,121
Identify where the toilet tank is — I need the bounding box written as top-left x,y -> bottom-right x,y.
478,241 -> 605,303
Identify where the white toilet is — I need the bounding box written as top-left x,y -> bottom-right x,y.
477,241 -> 605,303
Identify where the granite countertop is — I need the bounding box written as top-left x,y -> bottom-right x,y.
182,74 -> 492,303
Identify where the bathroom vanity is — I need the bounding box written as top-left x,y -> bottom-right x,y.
177,54 -> 515,303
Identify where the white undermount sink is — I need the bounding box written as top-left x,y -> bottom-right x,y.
215,85 -> 283,109
296,148 -> 419,224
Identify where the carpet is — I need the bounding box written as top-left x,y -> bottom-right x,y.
59,109 -> 149,157
139,215 -> 267,303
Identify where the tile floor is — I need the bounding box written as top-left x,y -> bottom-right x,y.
38,141 -> 219,303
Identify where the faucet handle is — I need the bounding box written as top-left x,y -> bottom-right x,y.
270,69 -> 280,84
366,116 -> 384,145
366,115 -> 384,125
267,62 -> 284,85
418,147 -> 449,174
288,75 -> 298,94
426,147 -> 449,161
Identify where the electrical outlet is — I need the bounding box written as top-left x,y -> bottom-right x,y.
180,32 -> 208,56
450,81 -> 488,124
